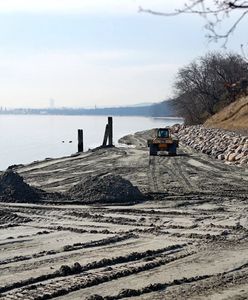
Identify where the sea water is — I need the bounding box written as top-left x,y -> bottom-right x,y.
0,115 -> 183,170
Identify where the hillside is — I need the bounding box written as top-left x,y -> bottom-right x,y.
205,96 -> 248,134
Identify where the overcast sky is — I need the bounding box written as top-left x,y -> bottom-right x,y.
0,0 -> 247,108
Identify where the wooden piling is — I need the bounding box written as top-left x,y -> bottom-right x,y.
78,129 -> 84,152
102,124 -> 109,146
108,116 -> 113,146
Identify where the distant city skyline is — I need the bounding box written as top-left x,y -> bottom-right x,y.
0,0 -> 247,108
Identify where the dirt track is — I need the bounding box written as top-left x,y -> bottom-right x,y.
0,130 -> 248,300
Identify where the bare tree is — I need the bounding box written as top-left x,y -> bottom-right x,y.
140,1 -> 248,48
173,52 -> 248,124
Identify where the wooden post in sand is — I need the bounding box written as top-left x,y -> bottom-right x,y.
78,129 -> 84,152
102,117 -> 113,147
108,117 -> 113,146
102,124 -> 109,146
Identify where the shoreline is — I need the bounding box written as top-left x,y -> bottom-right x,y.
0,115 -> 183,171
0,125 -> 248,299
6,124 -> 248,198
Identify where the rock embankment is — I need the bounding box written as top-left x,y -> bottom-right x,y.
172,125 -> 248,166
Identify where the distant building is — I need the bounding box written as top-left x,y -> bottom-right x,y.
49,99 -> 55,109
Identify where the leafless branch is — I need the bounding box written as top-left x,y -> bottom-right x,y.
139,1 -> 248,47
206,9 -> 248,47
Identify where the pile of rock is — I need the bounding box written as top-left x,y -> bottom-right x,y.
172,124 -> 248,166
67,174 -> 146,204
0,170 -> 42,203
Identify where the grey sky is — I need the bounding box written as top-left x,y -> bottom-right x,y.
0,0 -> 247,108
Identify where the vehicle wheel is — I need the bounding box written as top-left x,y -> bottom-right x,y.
149,145 -> 158,156
168,144 -> 177,156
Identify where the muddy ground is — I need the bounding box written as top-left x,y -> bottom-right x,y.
0,130 -> 248,300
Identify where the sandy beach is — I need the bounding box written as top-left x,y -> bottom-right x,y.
0,129 -> 248,300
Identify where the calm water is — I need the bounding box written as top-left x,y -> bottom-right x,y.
0,115 -> 183,170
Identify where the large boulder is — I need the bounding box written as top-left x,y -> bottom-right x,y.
227,153 -> 237,162
67,174 -> 146,204
0,170 -> 41,203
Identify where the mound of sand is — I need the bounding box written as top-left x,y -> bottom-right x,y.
205,96 -> 248,134
68,174 -> 146,204
0,170 -> 41,203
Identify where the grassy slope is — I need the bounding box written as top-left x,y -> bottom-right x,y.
205,96 -> 248,134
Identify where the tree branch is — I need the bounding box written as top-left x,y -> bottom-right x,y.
139,1 -> 248,47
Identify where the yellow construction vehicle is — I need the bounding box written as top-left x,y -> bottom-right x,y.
147,128 -> 179,156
